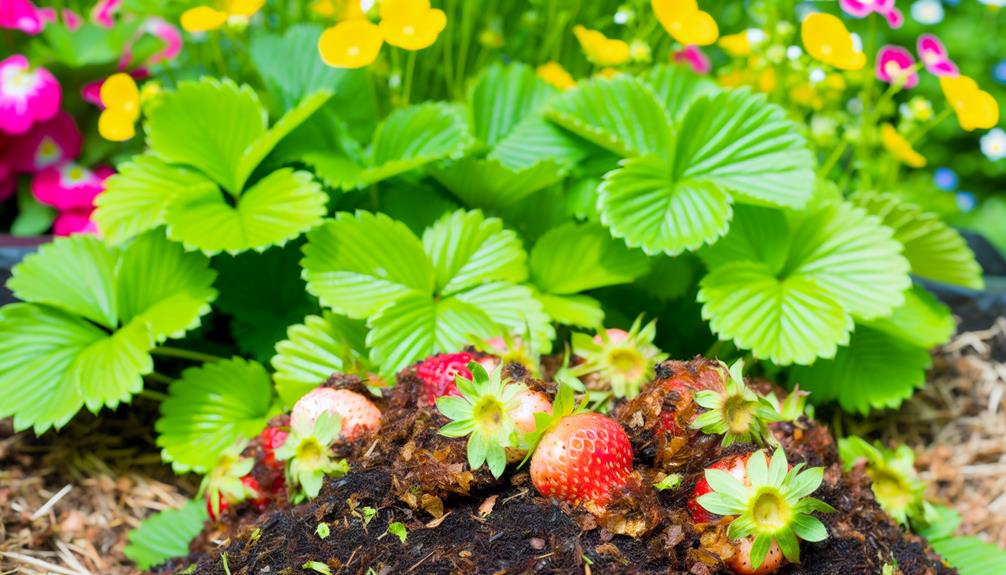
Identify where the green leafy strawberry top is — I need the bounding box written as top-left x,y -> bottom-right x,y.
436,362 -> 527,478
690,359 -> 780,447
275,411 -> 349,503
698,449 -> 834,569
838,437 -> 931,526
570,316 -> 667,399
200,446 -> 257,518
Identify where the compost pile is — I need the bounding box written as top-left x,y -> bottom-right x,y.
180,359 -> 953,575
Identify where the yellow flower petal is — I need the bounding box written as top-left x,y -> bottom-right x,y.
573,25 -> 630,67
379,7 -> 446,50
537,62 -> 576,90
652,0 -> 719,46
227,0 -> 265,17
719,32 -> 750,57
99,73 -> 140,119
99,109 -> 137,142
319,19 -> 384,68
940,75 -> 1000,132
379,0 -> 431,21
180,6 -> 228,32
800,13 -> 864,71
881,124 -> 926,168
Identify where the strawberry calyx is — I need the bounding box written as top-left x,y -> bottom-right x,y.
518,379 -> 587,467
838,437 -> 930,526
696,448 -> 834,570
435,361 -> 529,478
274,410 -> 350,503
201,446 -> 259,520
689,360 -> 781,447
570,316 -> 668,399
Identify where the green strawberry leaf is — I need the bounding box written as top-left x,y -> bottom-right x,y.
547,75 -> 671,157
535,293 -> 605,328
366,294 -> 497,375
94,155 -> 218,246
452,282 -> 555,351
641,64 -> 720,121
863,285 -> 954,349
379,179 -> 461,234
699,205 -> 792,273
146,78 -> 267,195
124,499 -> 208,570
429,156 -> 565,211
214,243 -> 318,362
791,325 -> 931,413
671,89 -> 814,209
165,168 -> 327,255
469,62 -> 555,147
489,113 -> 592,172
303,211 -> 435,318
931,536 -> 1006,575
599,155 -> 735,255
422,209 -> 528,295
156,357 -> 276,473
698,261 -> 852,365
530,221 -> 650,294
852,191 -> 983,289
272,312 -> 371,407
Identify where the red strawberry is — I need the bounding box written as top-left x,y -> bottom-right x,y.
206,475 -> 263,520
530,412 -> 633,508
259,427 -> 289,470
688,453 -> 750,524
728,536 -> 784,574
416,352 -> 473,406
654,359 -> 727,437
511,389 -> 552,434
291,388 -> 382,441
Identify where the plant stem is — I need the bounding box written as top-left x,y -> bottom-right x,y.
909,107 -> 953,145
818,138 -> 850,178
403,51 -> 417,106
138,389 -> 169,402
151,346 -> 225,363
146,371 -> 175,385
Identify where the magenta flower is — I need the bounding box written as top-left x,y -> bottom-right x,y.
876,45 -> 918,88
672,46 -> 711,75
917,34 -> 958,77
37,7 -> 83,31
7,111 -> 81,173
32,163 -> 113,236
91,0 -> 122,28
0,136 -> 13,203
144,18 -> 183,64
0,0 -> 45,35
0,55 -> 61,135
0,173 -> 14,203
840,0 -> 904,28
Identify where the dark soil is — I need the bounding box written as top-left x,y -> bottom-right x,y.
179,359 -> 954,575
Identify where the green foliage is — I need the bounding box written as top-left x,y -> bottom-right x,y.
96,79 -> 330,254
303,210 -> 551,374
930,537 -> 1006,575
156,358 -> 277,473
0,233 -> 216,433
123,500 -> 208,570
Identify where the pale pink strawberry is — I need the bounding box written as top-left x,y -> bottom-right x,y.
290,388 -> 381,442
511,389 -> 552,435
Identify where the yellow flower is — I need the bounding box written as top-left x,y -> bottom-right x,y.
800,13 -> 865,71
757,68 -> 776,93
718,69 -> 749,88
629,39 -> 652,63
98,73 -> 140,142
595,67 -> 622,79
940,75 -> 999,132
319,19 -> 384,68
573,25 -> 630,66
311,0 -> 338,17
378,0 -> 447,51
881,124 -> 926,168
537,61 -> 576,90
180,0 -> 264,32
719,32 -> 750,57
652,0 -> 718,46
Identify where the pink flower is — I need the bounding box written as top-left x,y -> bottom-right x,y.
91,0 -> 122,28
32,163 -> 113,236
0,0 -> 45,35
917,34 -> 958,77
672,46 -> 711,75
0,173 -> 15,203
876,45 -> 918,88
7,111 -> 81,173
37,7 -> 83,31
840,0 -> 904,28
144,18 -> 183,64
0,55 -> 61,135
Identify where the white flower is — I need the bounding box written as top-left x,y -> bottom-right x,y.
980,128 -> 1006,161
910,0 -> 944,25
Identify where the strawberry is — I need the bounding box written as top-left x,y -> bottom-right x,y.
416,352 -> 473,406
206,475 -> 263,520
688,453 -> 750,524
259,427 -> 289,470
593,328 -> 629,345
728,536 -> 783,575
530,412 -> 633,508
511,389 -> 552,435
291,388 -> 381,442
